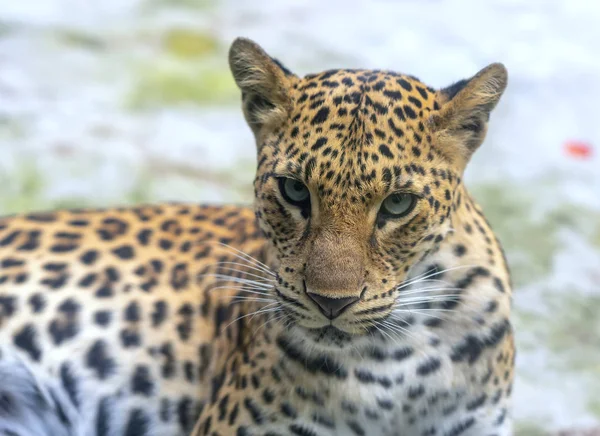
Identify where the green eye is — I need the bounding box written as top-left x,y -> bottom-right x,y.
279,178 -> 310,206
380,193 -> 416,217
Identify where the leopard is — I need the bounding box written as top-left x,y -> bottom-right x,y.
0,37 -> 515,436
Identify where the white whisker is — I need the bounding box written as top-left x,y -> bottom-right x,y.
224,304 -> 283,330
228,297 -> 278,304
396,287 -> 464,299
368,320 -> 396,343
398,264 -> 478,290
202,274 -> 274,289
212,261 -> 275,276
395,294 -> 464,305
202,273 -> 274,286
208,285 -> 272,296
251,311 -> 290,339
400,292 -> 489,305
380,319 -> 415,338
390,309 -> 451,322
210,242 -> 274,275
206,267 -> 275,283
396,283 -> 459,295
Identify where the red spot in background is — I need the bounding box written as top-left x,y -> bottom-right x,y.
564,140 -> 593,160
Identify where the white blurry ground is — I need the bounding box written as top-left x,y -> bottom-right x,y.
0,0 -> 599,434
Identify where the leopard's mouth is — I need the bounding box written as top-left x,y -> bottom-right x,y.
275,284 -> 374,338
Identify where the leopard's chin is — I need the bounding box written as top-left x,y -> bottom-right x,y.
299,325 -> 356,349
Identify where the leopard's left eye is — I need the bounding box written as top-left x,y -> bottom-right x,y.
379,193 -> 417,218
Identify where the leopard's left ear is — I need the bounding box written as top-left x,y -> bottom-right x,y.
430,63 -> 507,169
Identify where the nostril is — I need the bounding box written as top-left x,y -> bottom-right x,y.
306,292 -> 359,319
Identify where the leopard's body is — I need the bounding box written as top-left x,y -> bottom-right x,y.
0,38 -> 514,436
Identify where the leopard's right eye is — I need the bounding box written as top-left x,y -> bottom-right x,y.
278,178 -> 311,216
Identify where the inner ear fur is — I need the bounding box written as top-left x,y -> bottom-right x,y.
430,63 -> 508,168
229,37 -> 296,138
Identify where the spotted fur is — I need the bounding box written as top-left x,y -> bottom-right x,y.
0,38 -> 514,436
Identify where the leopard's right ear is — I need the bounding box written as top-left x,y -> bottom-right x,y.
229,38 -> 296,138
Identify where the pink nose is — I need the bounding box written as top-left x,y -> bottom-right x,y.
306,292 -> 359,319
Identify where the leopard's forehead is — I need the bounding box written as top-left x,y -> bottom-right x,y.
272,69 -> 448,205
301,69 -> 436,96
294,68 -> 440,115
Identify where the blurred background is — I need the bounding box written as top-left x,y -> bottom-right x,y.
0,0 -> 599,434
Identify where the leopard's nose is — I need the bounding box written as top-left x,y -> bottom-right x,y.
306,291 -> 359,319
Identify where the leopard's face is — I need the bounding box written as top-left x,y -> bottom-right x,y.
229,39 -> 507,342
252,71 -> 459,337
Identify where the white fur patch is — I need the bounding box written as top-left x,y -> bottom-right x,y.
0,355 -> 81,436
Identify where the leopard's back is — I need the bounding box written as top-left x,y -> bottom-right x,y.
0,204 -> 266,435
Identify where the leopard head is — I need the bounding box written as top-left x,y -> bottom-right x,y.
229,37 -> 507,342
